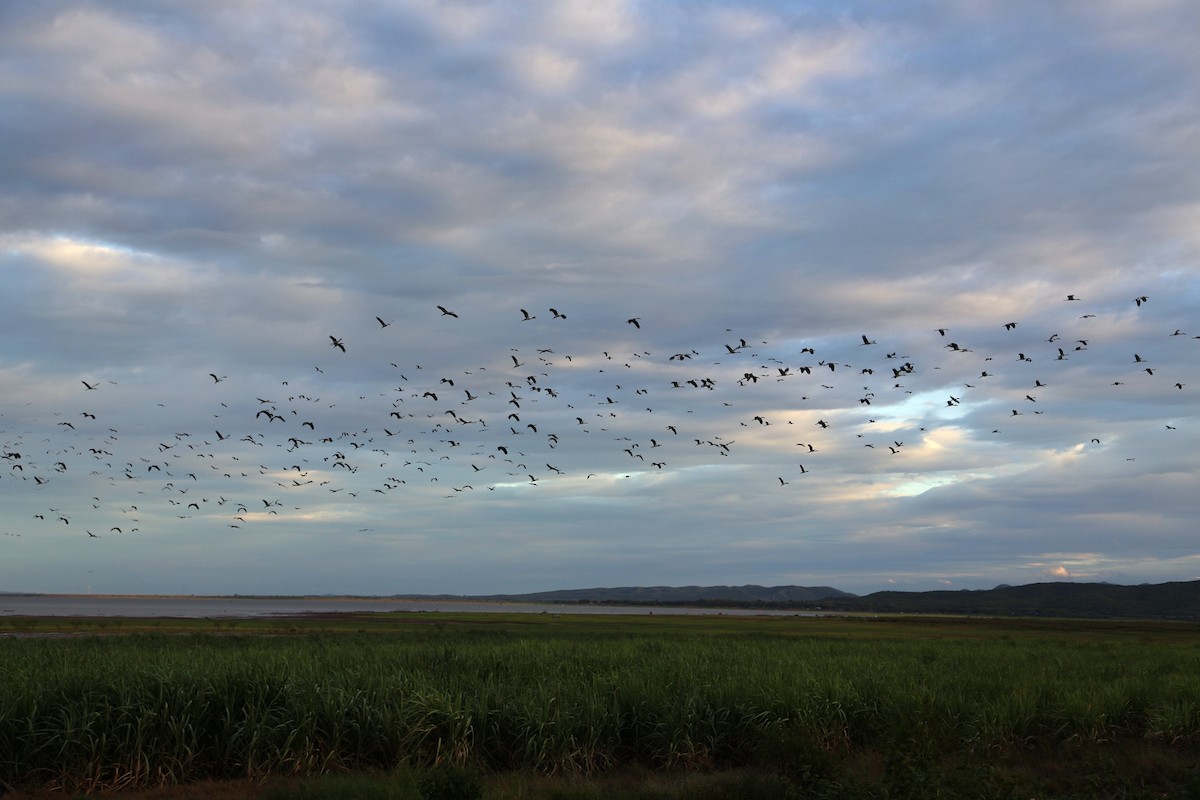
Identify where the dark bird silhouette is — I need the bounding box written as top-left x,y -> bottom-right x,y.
520,308 -> 535,321
437,305 -> 458,318
627,318 -> 641,328
376,316 -> 393,328
550,308 -> 566,319
329,336 -> 346,352
81,381 -> 98,390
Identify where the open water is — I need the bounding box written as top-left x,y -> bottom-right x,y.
0,594 -> 815,618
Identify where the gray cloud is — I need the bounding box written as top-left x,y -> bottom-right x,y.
2,1 -> 1197,596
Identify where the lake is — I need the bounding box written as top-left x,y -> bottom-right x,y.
0,594 -> 816,618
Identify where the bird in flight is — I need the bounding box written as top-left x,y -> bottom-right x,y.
14,283 -> 1194,557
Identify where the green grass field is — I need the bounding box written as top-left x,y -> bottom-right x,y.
2,612 -> 1199,799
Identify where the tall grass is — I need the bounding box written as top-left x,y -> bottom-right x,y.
1,618 -> 1199,792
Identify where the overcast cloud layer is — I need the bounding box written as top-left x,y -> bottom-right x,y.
2,1 -> 1198,596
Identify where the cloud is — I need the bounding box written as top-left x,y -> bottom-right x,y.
1,1 -> 1197,596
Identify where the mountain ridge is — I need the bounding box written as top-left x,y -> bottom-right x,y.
817,579 -> 1200,620
396,580 -> 1200,620
460,584 -> 854,604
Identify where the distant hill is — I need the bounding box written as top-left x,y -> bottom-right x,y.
395,580 -> 1200,620
400,585 -> 855,605
803,580 -> 1200,620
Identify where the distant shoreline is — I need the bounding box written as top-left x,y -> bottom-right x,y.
5,579 -> 1199,620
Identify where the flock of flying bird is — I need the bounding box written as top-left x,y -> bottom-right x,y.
1,293 -> 1195,540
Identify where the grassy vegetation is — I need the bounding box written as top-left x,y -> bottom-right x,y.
2,612 -> 1200,798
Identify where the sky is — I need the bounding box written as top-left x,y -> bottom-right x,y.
2,1 -> 1198,597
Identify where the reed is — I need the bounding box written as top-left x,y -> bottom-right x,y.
1,616 -> 1198,793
